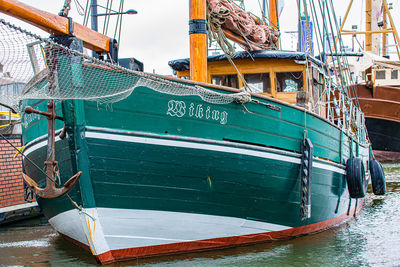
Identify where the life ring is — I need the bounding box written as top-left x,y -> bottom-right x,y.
346,158 -> 366,198
369,159 -> 386,195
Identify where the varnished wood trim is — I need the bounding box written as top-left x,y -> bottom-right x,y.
0,0 -> 110,52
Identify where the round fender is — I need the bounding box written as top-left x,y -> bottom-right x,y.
370,159 -> 386,195
346,158 -> 366,198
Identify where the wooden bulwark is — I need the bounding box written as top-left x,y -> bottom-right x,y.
0,0 -> 111,52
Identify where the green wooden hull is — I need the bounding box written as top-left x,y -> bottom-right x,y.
21,80 -> 370,263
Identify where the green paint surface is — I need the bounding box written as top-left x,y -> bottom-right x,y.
21,73 -> 370,228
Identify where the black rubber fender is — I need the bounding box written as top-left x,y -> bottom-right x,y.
346,158 -> 366,198
370,159 -> 386,195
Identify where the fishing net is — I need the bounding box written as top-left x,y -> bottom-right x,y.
0,19 -> 250,113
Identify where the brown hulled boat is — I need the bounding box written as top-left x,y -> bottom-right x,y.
354,84 -> 400,162
339,0 -> 400,162
352,54 -> 400,162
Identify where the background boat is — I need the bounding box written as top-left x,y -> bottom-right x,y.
339,0 -> 400,162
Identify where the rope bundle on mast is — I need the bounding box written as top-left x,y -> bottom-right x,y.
207,0 -> 279,51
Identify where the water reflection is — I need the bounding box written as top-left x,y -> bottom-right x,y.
0,163 -> 399,266
382,163 -> 400,182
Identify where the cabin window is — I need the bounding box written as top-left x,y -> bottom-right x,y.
244,73 -> 271,93
211,74 -> 239,88
375,70 -> 386,80
392,70 -> 398,79
181,76 -> 190,80
275,71 -> 304,92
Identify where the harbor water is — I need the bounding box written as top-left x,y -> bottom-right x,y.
1,163 -> 399,266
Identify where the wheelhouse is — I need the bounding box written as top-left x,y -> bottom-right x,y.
169,50 -> 327,115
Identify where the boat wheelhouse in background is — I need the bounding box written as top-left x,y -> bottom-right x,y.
0,0 -> 386,264
339,0 -> 400,162
352,53 -> 400,161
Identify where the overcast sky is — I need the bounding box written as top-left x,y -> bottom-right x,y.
3,0 -> 400,74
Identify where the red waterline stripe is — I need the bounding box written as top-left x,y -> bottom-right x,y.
93,199 -> 364,264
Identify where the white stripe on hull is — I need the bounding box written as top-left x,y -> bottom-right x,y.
24,136 -> 61,156
49,208 -> 291,255
85,131 -> 346,175
23,128 -> 346,175
85,131 -> 301,164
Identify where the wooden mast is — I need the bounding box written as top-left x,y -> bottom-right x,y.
365,0 -> 372,52
269,0 -> 278,30
0,0 -> 111,52
269,0 -> 279,49
382,4 -> 387,57
189,0 -> 207,82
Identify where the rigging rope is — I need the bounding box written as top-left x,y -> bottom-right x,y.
102,0 -> 111,35
207,6 -> 250,91
206,0 -> 280,92
0,19 -> 251,113
83,0 -> 91,26
297,0 -> 367,143
73,0 -> 86,16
